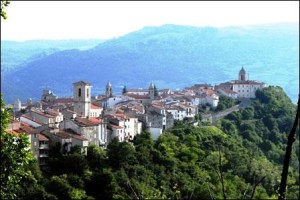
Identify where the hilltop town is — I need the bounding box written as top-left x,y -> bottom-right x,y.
6,67 -> 266,166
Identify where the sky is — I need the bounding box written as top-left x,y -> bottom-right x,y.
1,1 -> 299,41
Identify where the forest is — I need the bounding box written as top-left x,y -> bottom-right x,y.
1,86 -> 299,199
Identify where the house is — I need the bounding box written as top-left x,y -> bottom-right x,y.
20,108 -> 64,128
106,113 -> 141,142
95,95 -> 134,109
166,104 -> 187,120
41,127 -> 89,155
217,88 -> 239,99
41,89 -> 58,102
216,67 -> 266,99
107,123 -> 124,142
60,117 -> 107,147
158,89 -> 173,96
126,93 -> 152,105
5,120 -> 50,165
144,103 -> 174,138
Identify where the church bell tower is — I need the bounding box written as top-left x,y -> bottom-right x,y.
73,81 -> 91,118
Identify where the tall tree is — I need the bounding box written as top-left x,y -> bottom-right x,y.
153,85 -> 158,97
278,96 -> 299,200
122,85 -> 128,95
0,94 -> 36,199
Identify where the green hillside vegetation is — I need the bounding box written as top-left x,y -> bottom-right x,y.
1,87 -> 299,199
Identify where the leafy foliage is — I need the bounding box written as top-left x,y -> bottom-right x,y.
1,1 -> 10,20
216,95 -> 236,111
0,94 -> 37,199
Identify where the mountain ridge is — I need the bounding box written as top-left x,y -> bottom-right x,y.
1,23 -> 298,104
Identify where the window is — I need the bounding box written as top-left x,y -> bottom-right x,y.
78,88 -> 81,97
87,88 -> 89,98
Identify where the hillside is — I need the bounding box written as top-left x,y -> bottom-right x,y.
1,23 -> 298,104
7,86 -> 298,199
1,39 -> 105,74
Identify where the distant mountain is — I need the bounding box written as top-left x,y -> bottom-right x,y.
1,23 -> 298,104
1,39 -> 105,74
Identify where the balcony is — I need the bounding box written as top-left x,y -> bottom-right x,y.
39,144 -> 49,149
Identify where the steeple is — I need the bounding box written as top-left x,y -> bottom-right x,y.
238,67 -> 247,81
149,82 -> 155,99
73,81 -> 92,118
106,81 -> 113,97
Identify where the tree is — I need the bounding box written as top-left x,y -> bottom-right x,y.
122,85 -> 128,95
153,85 -> 158,97
0,94 -> 36,199
278,96 -> 299,200
86,145 -> 107,171
1,1 -> 10,19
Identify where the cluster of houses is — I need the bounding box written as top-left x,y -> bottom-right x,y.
5,67 -> 265,166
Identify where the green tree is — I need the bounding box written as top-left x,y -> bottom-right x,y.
122,85 -> 128,94
1,1 -> 10,19
153,85 -> 158,97
86,145 -> 107,171
0,94 -> 37,199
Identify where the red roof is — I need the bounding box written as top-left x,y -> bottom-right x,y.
20,122 -> 36,133
22,114 -> 44,125
38,133 -> 49,141
54,98 -> 74,104
108,113 -> 130,120
74,117 -> 101,126
108,123 -> 123,129
91,103 -> 102,109
31,109 -> 56,118
127,94 -> 150,99
89,117 -> 103,123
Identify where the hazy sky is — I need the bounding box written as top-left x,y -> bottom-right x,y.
1,1 -> 299,41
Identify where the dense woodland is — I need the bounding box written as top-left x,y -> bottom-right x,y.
1,86 -> 299,199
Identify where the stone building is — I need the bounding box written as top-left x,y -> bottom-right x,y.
216,67 -> 266,98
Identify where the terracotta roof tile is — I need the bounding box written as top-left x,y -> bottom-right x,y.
38,133 -> 49,141
74,117 -> 101,126
91,103 -> 102,109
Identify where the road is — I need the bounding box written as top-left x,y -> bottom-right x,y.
211,98 -> 252,124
